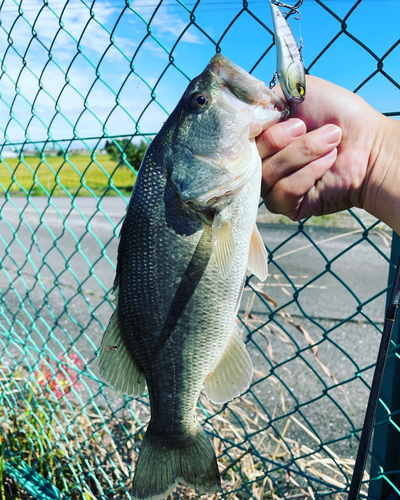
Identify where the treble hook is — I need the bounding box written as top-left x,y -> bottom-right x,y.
270,0 -> 304,20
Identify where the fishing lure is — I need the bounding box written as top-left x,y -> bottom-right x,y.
270,0 -> 306,103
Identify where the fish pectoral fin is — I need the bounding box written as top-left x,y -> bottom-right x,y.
247,224 -> 268,282
99,295 -> 145,397
212,214 -> 235,278
204,324 -> 253,404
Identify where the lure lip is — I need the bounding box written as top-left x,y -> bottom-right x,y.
287,93 -> 305,104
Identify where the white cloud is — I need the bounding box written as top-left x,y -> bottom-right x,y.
0,48 -> 170,144
130,0 -> 202,45
0,0 -> 194,145
0,0 -> 132,60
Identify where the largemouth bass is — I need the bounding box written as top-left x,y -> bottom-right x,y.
99,54 -> 289,500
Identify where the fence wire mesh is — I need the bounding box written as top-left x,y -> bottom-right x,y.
0,0 -> 400,498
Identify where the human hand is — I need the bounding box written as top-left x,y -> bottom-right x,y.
258,75 -> 395,224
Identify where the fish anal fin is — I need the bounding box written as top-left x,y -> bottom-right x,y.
204,325 -> 253,404
248,224 -> 268,282
212,215 -> 235,279
99,290 -> 145,397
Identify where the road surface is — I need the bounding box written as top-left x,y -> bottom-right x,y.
0,196 -> 392,464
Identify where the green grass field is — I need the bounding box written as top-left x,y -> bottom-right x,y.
0,155 -> 137,197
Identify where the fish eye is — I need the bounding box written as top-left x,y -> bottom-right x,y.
188,92 -> 209,112
296,83 -> 305,96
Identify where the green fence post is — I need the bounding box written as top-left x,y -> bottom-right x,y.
369,231 -> 400,499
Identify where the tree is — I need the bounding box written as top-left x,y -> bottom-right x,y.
105,139 -> 149,170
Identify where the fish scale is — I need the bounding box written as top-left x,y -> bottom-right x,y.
99,54 -> 289,500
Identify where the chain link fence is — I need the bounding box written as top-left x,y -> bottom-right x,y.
1,0 -> 400,498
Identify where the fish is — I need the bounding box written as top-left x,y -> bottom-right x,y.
270,0 -> 306,103
98,54 -> 289,500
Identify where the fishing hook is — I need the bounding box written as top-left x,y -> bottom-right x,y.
270,0 -> 304,20
269,72 -> 278,89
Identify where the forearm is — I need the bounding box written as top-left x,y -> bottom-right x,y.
363,117 -> 400,234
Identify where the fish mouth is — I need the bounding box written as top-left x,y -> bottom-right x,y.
208,54 -> 264,104
208,54 -> 289,118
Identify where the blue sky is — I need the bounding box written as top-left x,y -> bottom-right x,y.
0,0 -> 399,149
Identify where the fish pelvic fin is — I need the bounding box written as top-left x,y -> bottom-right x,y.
247,224 -> 268,282
212,213 -> 235,279
98,290 -> 146,397
131,425 -> 221,500
204,323 -> 253,404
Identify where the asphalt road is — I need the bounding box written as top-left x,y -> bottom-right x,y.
0,196 -> 392,464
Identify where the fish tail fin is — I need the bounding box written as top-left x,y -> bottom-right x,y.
131,425 -> 221,500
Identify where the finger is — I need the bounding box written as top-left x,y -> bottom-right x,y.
262,124 -> 342,198
263,148 -> 338,217
256,118 -> 306,160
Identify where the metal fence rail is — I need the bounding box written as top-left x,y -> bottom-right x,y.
1,0 -> 400,498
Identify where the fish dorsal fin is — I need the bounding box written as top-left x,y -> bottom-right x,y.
99,288 -> 145,397
212,214 -> 235,278
204,324 -> 253,404
247,224 -> 268,282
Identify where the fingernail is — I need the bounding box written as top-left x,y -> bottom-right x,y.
321,125 -> 341,144
324,148 -> 338,160
284,119 -> 305,138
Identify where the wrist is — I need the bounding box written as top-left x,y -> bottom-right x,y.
362,115 -> 400,233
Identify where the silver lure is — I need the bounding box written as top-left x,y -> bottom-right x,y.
270,0 -> 306,103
